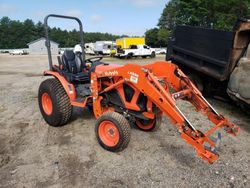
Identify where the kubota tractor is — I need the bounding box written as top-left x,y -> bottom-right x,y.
38,14 -> 239,164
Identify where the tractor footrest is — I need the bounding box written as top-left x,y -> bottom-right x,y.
74,97 -> 86,103
76,84 -> 91,97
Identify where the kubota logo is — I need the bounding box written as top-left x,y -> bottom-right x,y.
104,70 -> 118,76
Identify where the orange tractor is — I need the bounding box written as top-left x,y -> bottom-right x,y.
38,15 -> 239,164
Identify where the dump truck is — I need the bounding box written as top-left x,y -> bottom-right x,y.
116,37 -> 145,49
166,18 -> 250,110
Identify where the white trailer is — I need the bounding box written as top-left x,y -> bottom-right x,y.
85,42 -> 95,55
94,41 -> 115,55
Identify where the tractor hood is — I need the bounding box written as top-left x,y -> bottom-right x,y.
95,63 -> 121,75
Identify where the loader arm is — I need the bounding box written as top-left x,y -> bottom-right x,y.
92,61 -> 239,164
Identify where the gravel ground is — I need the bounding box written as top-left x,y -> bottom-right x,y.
0,54 -> 249,188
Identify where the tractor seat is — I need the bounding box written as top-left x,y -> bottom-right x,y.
59,50 -> 89,82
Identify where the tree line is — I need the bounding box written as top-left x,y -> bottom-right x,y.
0,16 -> 128,49
1,1 -> 250,49
145,0 -> 250,47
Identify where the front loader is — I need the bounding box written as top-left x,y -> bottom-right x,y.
38,14 -> 239,164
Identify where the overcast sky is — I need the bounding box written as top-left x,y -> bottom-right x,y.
0,0 -> 168,36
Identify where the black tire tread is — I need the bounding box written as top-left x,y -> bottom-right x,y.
151,51 -> 156,58
136,114 -> 162,132
38,78 -> 72,126
95,112 -> 131,152
151,115 -> 162,131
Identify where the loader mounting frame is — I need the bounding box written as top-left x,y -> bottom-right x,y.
89,61 -> 239,164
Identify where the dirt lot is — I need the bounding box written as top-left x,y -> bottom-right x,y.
0,54 -> 249,188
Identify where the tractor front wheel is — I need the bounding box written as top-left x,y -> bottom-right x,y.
95,112 -> 131,152
38,78 -> 72,127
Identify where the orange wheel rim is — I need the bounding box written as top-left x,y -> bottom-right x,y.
98,120 -> 119,147
136,119 -> 155,130
42,93 -> 53,115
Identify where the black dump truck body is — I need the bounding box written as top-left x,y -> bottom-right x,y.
166,19 -> 250,81
166,19 -> 250,107
166,26 -> 234,81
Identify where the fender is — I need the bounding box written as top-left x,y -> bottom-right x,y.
44,70 -> 76,101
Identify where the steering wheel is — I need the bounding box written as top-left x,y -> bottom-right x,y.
85,56 -> 103,64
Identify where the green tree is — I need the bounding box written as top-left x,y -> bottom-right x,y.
158,0 -> 250,32
0,17 -> 13,48
158,0 -> 179,31
19,19 -> 37,48
145,28 -> 159,47
35,21 -> 44,38
0,17 -> 130,49
157,28 -> 169,47
145,27 -> 169,47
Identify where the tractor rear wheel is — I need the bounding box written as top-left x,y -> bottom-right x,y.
135,114 -> 162,131
95,112 -> 131,152
38,78 -> 72,127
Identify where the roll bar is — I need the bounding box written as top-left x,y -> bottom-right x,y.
44,14 -> 85,70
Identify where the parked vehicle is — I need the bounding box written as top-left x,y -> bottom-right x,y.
59,49 -> 64,55
84,42 -> 95,55
94,41 -> 115,55
39,14 -> 239,164
9,49 -> 26,55
116,44 -> 155,59
0,50 -> 10,53
155,48 -> 167,54
166,18 -> 250,110
116,37 -> 145,49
